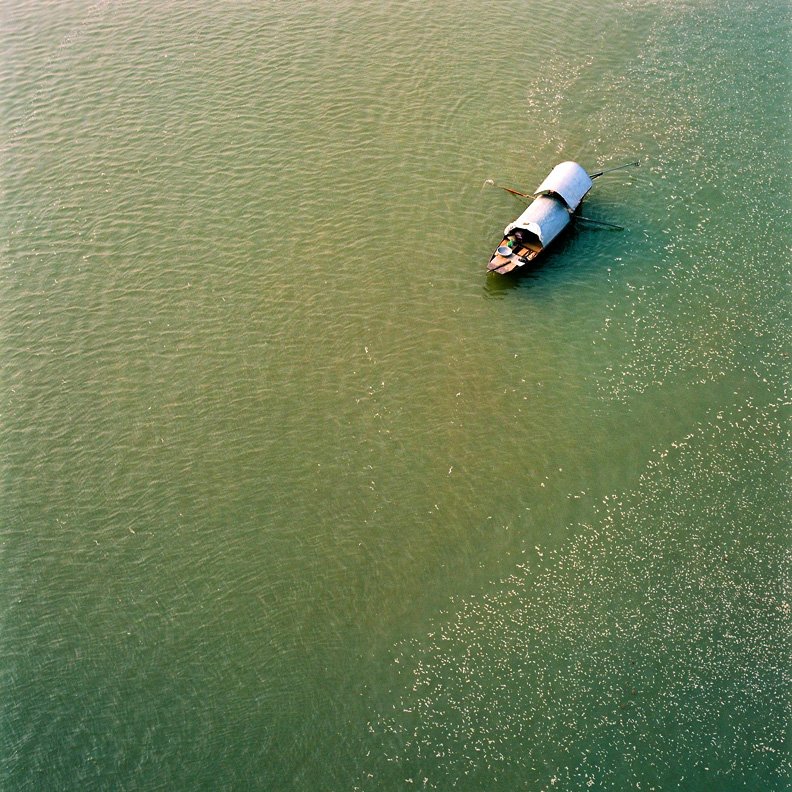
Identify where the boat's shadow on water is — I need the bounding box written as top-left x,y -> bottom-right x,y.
483,268 -> 542,297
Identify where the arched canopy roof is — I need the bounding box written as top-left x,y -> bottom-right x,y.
533,161 -> 592,211
504,195 -> 571,247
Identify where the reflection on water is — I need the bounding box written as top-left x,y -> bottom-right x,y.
358,396 -> 788,790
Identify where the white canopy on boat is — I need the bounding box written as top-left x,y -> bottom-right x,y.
504,195 -> 571,247
533,161 -> 592,211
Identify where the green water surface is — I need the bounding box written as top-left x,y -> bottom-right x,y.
2,1 -> 789,790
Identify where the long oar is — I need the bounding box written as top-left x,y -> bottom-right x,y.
575,215 -> 624,230
589,161 -> 640,179
483,178 -> 531,199
496,185 -> 532,199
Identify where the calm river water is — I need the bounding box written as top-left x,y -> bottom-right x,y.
2,1 -> 789,790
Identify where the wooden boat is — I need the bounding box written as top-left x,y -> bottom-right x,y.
488,161 -> 593,274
